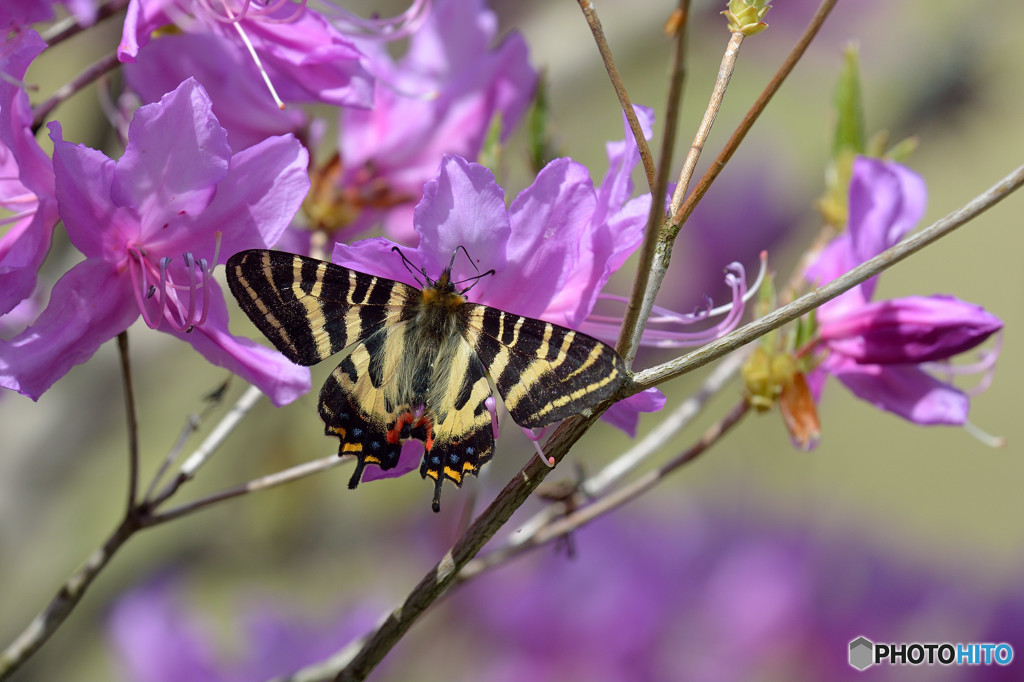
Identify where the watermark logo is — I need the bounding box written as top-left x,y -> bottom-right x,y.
849,636 -> 1014,670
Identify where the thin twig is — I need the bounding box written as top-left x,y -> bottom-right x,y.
617,0 -> 690,364
510,345 -> 747,545
116,332 -> 139,511
669,0 -> 839,234
459,400 -> 750,583
31,51 -> 121,133
576,0 -> 657,194
144,452 -> 350,526
142,382 -> 229,503
619,0 -> 838,365
633,161 -> 1024,391
0,516 -> 139,679
147,385 -> 264,508
668,31 -> 743,216
0,385 -> 265,675
41,0 -> 130,47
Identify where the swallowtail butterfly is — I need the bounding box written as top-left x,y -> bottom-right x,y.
226,249 -> 626,511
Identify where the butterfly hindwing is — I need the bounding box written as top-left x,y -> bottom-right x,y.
319,330 -> 412,487
461,304 -> 626,428
225,249 -> 412,365
420,339 -> 496,510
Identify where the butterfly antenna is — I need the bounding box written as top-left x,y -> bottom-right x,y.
391,245 -> 426,287
450,245 -> 495,294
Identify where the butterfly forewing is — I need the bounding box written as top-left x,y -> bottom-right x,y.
461,304 -> 626,428
225,249 -> 412,365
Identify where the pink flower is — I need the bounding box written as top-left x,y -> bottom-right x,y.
326,0 -> 537,242
0,30 -> 59,318
119,0 -> 374,109
805,157 -> 1002,426
0,79 -> 311,405
332,125 -> 663,480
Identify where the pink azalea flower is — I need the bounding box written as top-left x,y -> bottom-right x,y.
0,30 -> 59,318
0,78 -> 311,405
1,0 -> 95,28
805,157 -> 1002,426
333,138 -> 663,481
122,31 -> 308,152
119,0 -> 374,109
327,0 -> 537,242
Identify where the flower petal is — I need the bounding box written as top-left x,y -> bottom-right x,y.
503,158 -> 594,320
170,283 -> 310,407
49,121 -> 130,260
122,32 -> 307,152
0,258 -> 137,400
820,295 -> 1003,365
112,78 -> 231,242
360,440 -> 424,483
0,29 -> 58,314
188,134 -> 310,263
332,237 -> 419,285
413,155 -> 510,281
601,388 -> 666,437
831,359 -> 969,425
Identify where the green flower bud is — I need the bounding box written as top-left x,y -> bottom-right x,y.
722,0 -> 771,36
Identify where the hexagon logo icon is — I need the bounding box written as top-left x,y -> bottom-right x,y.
849,636 -> 874,671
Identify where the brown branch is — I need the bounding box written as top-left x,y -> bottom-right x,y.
668,0 -> 839,234
459,400 -> 750,583
330,410 -> 606,680
42,0 -> 131,47
575,0 -> 657,195
31,51 -> 121,133
116,332 -> 140,512
617,0 -> 691,364
0,516 -> 139,679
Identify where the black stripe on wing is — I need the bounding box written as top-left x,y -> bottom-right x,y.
461,304 -> 626,428
225,249 -> 414,366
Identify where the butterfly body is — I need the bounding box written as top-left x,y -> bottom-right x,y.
226,249 -> 625,511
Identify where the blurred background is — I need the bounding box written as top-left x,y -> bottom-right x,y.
2,0 -> 1022,680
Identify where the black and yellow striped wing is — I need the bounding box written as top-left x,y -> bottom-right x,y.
226,249 -> 413,365
227,248 -> 627,512
461,305 -> 626,428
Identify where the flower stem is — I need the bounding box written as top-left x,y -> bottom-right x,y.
617,0 -> 839,365
116,331 -> 140,512
31,51 -> 121,133
575,0 -> 657,195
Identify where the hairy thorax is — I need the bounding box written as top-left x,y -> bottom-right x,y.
391,275 -> 468,413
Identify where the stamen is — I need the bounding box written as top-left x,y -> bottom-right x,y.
229,14 -> 286,110
963,419 -> 1006,448
318,0 -> 431,41
581,253 -> 766,348
522,426 -> 554,468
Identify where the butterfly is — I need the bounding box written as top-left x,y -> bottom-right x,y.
226,249 -> 626,511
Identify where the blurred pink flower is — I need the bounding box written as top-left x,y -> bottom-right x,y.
329,0 -> 537,242
0,30 -> 58,318
805,157 -> 1002,426
119,0 -> 374,109
0,79 -> 311,405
